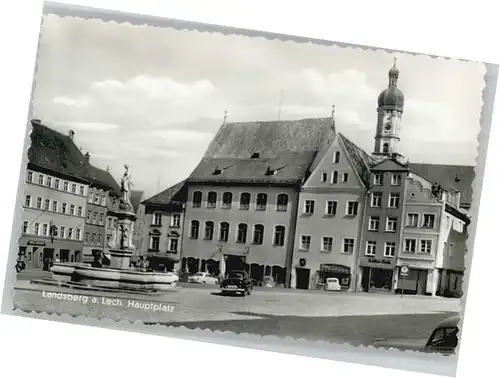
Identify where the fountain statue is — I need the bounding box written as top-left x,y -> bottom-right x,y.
48,164 -> 178,292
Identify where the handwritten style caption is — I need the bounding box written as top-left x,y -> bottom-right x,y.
42,290 -> 175,313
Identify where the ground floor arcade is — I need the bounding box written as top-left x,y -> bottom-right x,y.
180,255 -> 287,286
18,236 -> 83,271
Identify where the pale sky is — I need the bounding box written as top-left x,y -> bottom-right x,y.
32,14 -> 486,198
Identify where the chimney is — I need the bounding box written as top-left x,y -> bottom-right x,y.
84,152 -> 90,163
68,129 -> 75,140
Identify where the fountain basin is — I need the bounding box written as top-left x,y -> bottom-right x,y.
50,263 -> 178,292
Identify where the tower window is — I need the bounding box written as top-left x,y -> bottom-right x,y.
384,123 -> 392,131
382,143 -> 389,153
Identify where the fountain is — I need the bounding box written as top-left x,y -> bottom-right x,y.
49,165 -> 178,292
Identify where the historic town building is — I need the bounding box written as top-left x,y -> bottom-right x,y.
139,181 -> 186,271
19,120 -> 90,270
355,61 -> 472,295
82,162 -> 120,264
291,131 -> 373,291
181,117 -> 336,286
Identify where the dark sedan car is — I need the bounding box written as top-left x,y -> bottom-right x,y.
220,270 -> 253,296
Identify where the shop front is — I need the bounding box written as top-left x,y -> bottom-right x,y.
358,256 -> 396,293
18,236 -> 83,271
396,259 -> 435,295
316,264 -> 352,290
147,252 -> 179,272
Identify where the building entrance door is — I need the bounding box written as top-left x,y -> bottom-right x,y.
42,248 -> 54,271
295,268 -> 310,289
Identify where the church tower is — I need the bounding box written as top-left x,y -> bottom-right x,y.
373,58 -> 405,156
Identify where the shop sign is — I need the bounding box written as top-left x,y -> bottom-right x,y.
319,264 -> 350,274
27,240 -> 46,246
367,257 -> 392,265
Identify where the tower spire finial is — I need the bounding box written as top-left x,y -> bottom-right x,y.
223,110 -> 227,124
331,104 -> 335,119
393,56 -> 397,67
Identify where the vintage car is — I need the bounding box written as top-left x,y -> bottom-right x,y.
372,315 -> 460,355
325,277 -> 342,291
187,272 -> 219,284
220,270 -> 253,296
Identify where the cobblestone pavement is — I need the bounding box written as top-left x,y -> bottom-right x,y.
12,280 -> 461,345
13,279 -> 460,318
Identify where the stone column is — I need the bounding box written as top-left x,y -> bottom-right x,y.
290,267 -> 297,289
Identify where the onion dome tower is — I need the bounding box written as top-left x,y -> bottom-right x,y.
373,58 -> 405,156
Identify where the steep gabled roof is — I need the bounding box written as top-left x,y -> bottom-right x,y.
142,181 -> 187,206
87,165 -> 121,197
338,133 -> 376,188
28,120 -> 90,182
409,163 -> 475,205
29,120 -> 121,194
188,117 -> 335,184
130,190 -> 144,213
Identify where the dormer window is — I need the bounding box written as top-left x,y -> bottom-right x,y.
251,152 -> 260,159
213,167 -> 222,175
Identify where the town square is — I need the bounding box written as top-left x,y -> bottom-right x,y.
8,12 -> 484,355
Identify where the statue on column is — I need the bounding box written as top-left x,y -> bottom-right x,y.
120,164 -> 133,206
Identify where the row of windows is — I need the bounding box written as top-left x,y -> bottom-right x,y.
372,173 -> 402,186
402,238 -> 433,254
27,170 -> 87,196
149,236 -> 179,252
365,241 -> 397,257
364,238 -> 433,257
303,200 -> 359,216
87,210 -> 105,226
299,235 -> 355,254
405,213 -> 436,229
367,216 -> 401,232
320,171 -> 349,184
192,191 -> 289,212
370,192 -> 401,208
88,190 -> 107,207
189,220 -> 287,246
152,213 -> 181,227
24,195 -> 84,217
84,232 -> 103,245
22,221 -> 82,240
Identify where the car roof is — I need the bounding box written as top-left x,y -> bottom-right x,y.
436,315 -> 460,328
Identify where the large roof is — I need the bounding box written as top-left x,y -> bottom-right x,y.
87,165 -> 121,197
28,120 -> 90,182
188,117 -> 335,185
409,163 -> 475,205
142,181 -> 187,207
28,120 -> 120,193
338,133 -> 376,188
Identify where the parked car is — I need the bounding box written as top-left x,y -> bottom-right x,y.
325,277 -> 341,291
187,272 -> 219,284
372,315 -> 460,354
220,270 -> 253,296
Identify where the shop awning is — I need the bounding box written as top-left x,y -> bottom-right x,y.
319,264 -> 351,274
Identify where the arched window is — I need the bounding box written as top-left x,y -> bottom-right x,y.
190,220 -> 200,239
204,221 -> 214,240
207,191 -> 217,208
240,193 -> 251,210
276,194 -> 288,212
253,224 -> 264,245
256,193 -> 267,211
222,192 -> 233,209
236,223 -> 248,244
219,222 -> 229,242
332,171 -> 338,184
274,225 -> 286,246
333,151 -> 341,164
382,143 -> 389,153
192,191 -> 202,208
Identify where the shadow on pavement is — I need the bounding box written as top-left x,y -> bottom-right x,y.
146,311 -> 459,346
